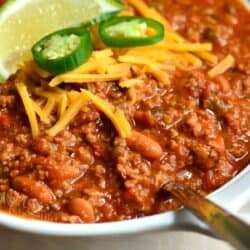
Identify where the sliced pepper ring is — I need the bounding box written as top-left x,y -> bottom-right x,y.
99,16 -> 165,48
32,27 -> 93,74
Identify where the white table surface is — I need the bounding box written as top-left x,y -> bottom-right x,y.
0,228 -> 235,250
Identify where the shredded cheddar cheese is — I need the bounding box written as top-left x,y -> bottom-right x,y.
34,88 -> 61,99
126,0 -> 217,64
208,54 -> 235,78
47,97 -> 87,137
45,89 -> 132,138
43,98 -> 56,118
125,0 -> 171,29
57,93 -> 68,117
81,90 -> 132,138
15,80 -> 39,138
157,42 -> 212,52
74,58 -> 117,74
49,73 -> 127,87
92,49 -> 114,59
119,55 -> 169,83
119,79 -> 144,88
31,100 -> 50,124
128,87 -> 137,105
16,0 -> 232,140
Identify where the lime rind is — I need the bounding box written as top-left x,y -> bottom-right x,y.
81,0 -> 124,27
0,62 -> 9,81
0,71 -> 5,83
95,0 -> 124,13
0,0 -> 30,23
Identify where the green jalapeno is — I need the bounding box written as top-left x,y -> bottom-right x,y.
99,16 -> 165,48
32,27 -> 93,74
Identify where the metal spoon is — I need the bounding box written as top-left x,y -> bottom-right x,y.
162,182 -> 250,250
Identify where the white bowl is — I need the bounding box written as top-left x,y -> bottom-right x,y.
0,1 -> 250,249
0,166 -> 249,250
0,165 -> 249,236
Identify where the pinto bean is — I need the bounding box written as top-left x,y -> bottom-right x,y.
68,198 -> 95,223
12,176 -> 53,204
127,131 -> 163,160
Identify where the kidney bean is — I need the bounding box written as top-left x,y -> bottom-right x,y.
12,176 -> 54,204
127,131 -> 163,160
68,198 -> 95,223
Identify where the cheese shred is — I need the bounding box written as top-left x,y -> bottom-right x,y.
15,81 -> 39,138
158,42 -> 212,52
49,73 -> 127,87
125,0 -> 171,29
57,94 -> 68,118
47,97 -> 87,137
119,79 -> 144,88
31,100 -> 50,124
81,90 -> 132,138
208,54 -> 235,78
119,55 -> 169,83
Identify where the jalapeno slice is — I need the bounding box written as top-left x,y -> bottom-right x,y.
99,16 -> 165,48
32,27 -> 93,74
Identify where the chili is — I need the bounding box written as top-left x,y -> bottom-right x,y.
0,0 -> 249,224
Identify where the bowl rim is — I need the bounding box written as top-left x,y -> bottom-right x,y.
0,166 -> 249,237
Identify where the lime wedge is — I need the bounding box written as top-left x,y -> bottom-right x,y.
0,0 -> 124,80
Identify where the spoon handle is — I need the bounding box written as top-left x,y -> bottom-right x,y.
163,183 -> 250,250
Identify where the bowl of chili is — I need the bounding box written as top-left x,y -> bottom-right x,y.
0,0 -> 249,249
